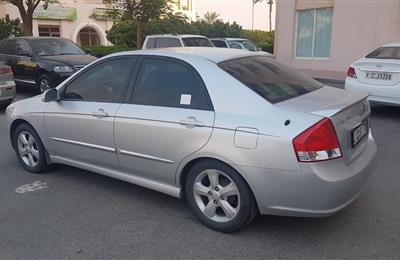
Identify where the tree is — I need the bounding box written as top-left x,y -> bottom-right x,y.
0,14 -> 23,39
203,11 -> 220,24
253,0 -> 274,31
106,0 -> 173,49
0,0 -> 55,36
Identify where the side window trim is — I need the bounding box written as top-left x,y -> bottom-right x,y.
60,56 -> 137,103
129,55 -> 214,111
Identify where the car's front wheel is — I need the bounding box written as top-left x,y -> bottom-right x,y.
185,160 -> 258,232
13,123 -> 49,173
37,74 -> 54,93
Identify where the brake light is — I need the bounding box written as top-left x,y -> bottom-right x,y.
293,118 -> 342,162
0,66 -> 12,75
347,67 -> 357,78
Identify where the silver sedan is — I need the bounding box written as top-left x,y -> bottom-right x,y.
0,63 -> 16,106
6,48 -> 377,232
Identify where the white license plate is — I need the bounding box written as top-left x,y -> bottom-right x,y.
365,71 -> 392,80
352,120 -> 369,147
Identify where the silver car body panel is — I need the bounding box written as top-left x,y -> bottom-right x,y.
0,65 -> 16,103
6,48 -> 377,217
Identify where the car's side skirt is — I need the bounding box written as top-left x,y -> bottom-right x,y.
50,155 -> 182,198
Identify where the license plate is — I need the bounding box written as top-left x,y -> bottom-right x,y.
351,120 -> 369,147
365,71 -> 392,80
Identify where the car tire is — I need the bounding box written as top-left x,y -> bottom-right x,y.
37,73 -> 54,93
13,123 -> 49,173
185,160 -> 258,233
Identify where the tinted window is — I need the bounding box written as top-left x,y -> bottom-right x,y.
64,59 -> 132,102
169,38 -> 181,47
182,37 -> 213,47
16,39 -> 31,55
0,40 -> 16,55
156,38 -> 170,48
219,56 -> 323,104
146,38 -> 156,49
211,40 -> 228,48
241,41 -> 258,51
228,42 -> 243,49
29,38 -> 84,56
132,58 -> 211,110
365,47 -> 400,59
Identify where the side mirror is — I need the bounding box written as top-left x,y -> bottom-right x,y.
85,49 -> 91,54
43,88 -> 59,102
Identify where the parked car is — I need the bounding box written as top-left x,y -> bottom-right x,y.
210,38 -> 262,52
0,37 -> 97,93
142,34 -> 214,49
6,48 -> 377,232
345,43 -> 400,106
0,62 -> 16,106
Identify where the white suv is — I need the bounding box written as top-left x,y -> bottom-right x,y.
142,34 -> 214,49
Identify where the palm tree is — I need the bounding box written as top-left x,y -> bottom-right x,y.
253,0 -> 274,31
203,11 -> 221,24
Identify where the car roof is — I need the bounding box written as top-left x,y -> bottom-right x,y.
1,36 -> 70,41
382,42 -> 400,47
211,38 -> 248,41
146,34 -> 208,39
108,47 -> 271,63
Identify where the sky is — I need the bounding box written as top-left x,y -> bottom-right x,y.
195,0 -> 276,30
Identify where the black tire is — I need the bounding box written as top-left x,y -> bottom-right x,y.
37,73 -> 54,93
185,160 -> 258,233
13,123 -> 49,173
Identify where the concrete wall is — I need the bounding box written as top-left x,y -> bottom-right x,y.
274,0 -> 400,80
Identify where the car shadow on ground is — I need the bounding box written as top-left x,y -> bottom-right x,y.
370,104 -> 400,119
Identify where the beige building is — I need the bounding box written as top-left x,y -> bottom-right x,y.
0,0 -> 196,46
274,0 -> 400,81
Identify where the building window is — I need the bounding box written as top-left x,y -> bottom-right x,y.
38,25 -> 61,37
295,7 -> 333,58
77,27 -> 100,47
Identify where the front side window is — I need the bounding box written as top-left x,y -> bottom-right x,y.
132,58 -> 211,110
228,42 -> 243,49
366,47 -> 400,59
63,59 -> 132,102
296,7 -> 333,58
219,56 -> 323,104
29,38 -> 84,56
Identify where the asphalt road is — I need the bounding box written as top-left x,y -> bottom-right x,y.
0,86 -> 399,259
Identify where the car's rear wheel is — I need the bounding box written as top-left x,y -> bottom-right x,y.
37,74 -> 54,93
185,160 -> 258,232
13,123 -> 49,173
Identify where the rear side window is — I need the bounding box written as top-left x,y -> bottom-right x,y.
0,40 -> 16,55
146,38 -> 156,49
365,47 -> 400,59
182,37 -> 213,47
211,40 -> 228,48
132,58 -> 212,110
219,56 -> 323,104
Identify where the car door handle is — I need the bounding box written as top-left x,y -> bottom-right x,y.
179,116 -> 205,127
92,108 -> 109,118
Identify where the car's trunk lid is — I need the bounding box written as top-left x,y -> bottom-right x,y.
354,58 -> 400,86
276,86 -> 371,165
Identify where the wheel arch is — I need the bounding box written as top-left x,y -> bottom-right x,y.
9,119 -> 35,149
177,156 -> 257,202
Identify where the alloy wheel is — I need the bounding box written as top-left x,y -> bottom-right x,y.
39,78 -> 51,93
193,169 -> 241,223
17,131 -> 40,168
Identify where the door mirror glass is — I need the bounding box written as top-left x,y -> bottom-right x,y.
85,48 -> 92,54
43,88 -> 59,102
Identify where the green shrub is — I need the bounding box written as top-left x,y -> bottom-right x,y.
86,45 -> 135,58
241,29 -> 274,53
257,43 -> 274,54
0,15 -> 23,40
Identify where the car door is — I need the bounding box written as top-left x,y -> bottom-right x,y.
114,56 -> 215,186
45,57 -> 136,170
15,39 -> 36,82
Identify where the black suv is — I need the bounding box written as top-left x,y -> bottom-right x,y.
0,37 -> 96,92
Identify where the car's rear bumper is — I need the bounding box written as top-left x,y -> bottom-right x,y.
345,77 -> 400,106
0,80 -> 16,103
241,132 -> 377,217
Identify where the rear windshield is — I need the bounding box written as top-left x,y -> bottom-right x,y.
182,37 -> 213,47
219,56 -> 323,104
365,47 -> 400,59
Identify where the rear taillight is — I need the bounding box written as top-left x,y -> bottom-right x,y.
293,118 -> 342,162
347,66 -> 357,78
0,66 -> 12,75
